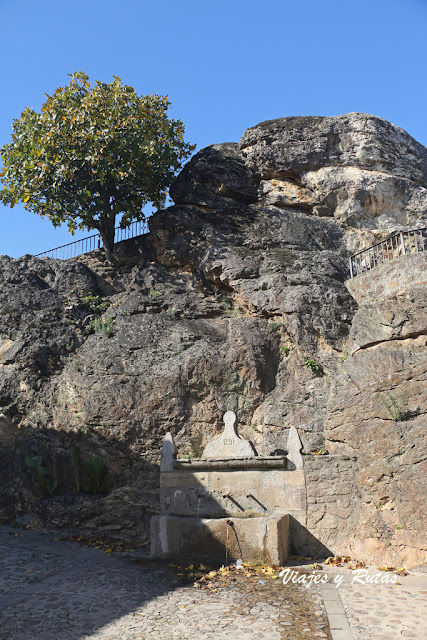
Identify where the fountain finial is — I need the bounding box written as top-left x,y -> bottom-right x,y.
160,432 -> 178,472
201,411 -> 257,459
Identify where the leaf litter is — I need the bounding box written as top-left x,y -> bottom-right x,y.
70,534 -> 136,555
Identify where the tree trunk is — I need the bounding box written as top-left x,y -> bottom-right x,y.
99,220 -> 116,266
99,198 -> 116,266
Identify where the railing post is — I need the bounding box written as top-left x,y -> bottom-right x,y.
400,231 -> 406,255
349,257 -> 353,278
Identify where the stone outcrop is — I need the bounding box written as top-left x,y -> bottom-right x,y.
0,113 -> 425,567
325,259 -> 427,569
241,113 -> 427,254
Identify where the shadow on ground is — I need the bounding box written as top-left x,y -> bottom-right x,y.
0,524 -> 333,640
0,415 -> 332,638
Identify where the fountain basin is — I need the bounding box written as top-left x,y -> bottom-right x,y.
150,514 -> 289,565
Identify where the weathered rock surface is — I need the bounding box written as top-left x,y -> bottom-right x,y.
325,268 -> 427,568
169,143 -> 259,207
0,113 -> 425,567
241,113 -> 427,254
240,113 -> 427,185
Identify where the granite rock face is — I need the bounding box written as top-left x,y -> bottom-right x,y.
240,113 -> 427,185
0,113 -> 425,566
325,258 -> 427,569
169,143 -> 259,208
241,113 -> 427,254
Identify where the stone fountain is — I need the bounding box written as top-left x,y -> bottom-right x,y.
150,411 -> 305,565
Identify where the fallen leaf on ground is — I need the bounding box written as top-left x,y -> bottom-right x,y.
325,555 -> 351,566
70,534 -> 135,554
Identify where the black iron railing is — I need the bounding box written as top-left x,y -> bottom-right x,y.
349,227 -> 427,278
35,219 -> 149,260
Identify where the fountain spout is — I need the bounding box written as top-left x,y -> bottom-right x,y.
246,493 -> 267,511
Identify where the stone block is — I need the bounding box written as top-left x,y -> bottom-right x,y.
150,514 -> 290,565
201,411 -> 256,459
160,432 -> 177,472
287,425 -> 303,469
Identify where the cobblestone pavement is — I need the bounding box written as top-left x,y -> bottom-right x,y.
0,526 -> 426,640
298,561 -> 427,640
0,526 -> 330,640
328,566 -> 427,640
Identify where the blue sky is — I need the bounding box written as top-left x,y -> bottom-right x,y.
1,0 -> 426,258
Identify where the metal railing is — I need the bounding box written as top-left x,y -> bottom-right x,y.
35,219 -> 149,260
349,227 -> 427,278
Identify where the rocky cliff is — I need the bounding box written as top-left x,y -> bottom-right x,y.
0,113 -> 425,567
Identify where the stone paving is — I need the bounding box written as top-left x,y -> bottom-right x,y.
329,567 -> 427,640
0,526 -> 330,640
0,525 -> 426,639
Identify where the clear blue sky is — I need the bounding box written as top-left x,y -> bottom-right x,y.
1,0 -> 426,258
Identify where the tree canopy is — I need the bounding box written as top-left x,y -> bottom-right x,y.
0,72 -> 195,263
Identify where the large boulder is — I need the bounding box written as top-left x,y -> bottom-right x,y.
170,143 -> 259,208
240,112 -> 427,185
240,113 -> 427,252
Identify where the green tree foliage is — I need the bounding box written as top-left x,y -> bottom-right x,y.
0,72 -> 195,263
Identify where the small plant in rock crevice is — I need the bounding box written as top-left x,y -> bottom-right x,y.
380,393 -> 408,422
82,457 -> 109,494
91,316 -> 116,337
340,349 -> 349,364
221,298 -> 244,318
65,291 -> 110,314
81,294 -> 110,313
304,358 -> 324,375
65,339 -> 75,353
25,456 -> 57,497
226,308 -> 243,318
69,448 -> 109,494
